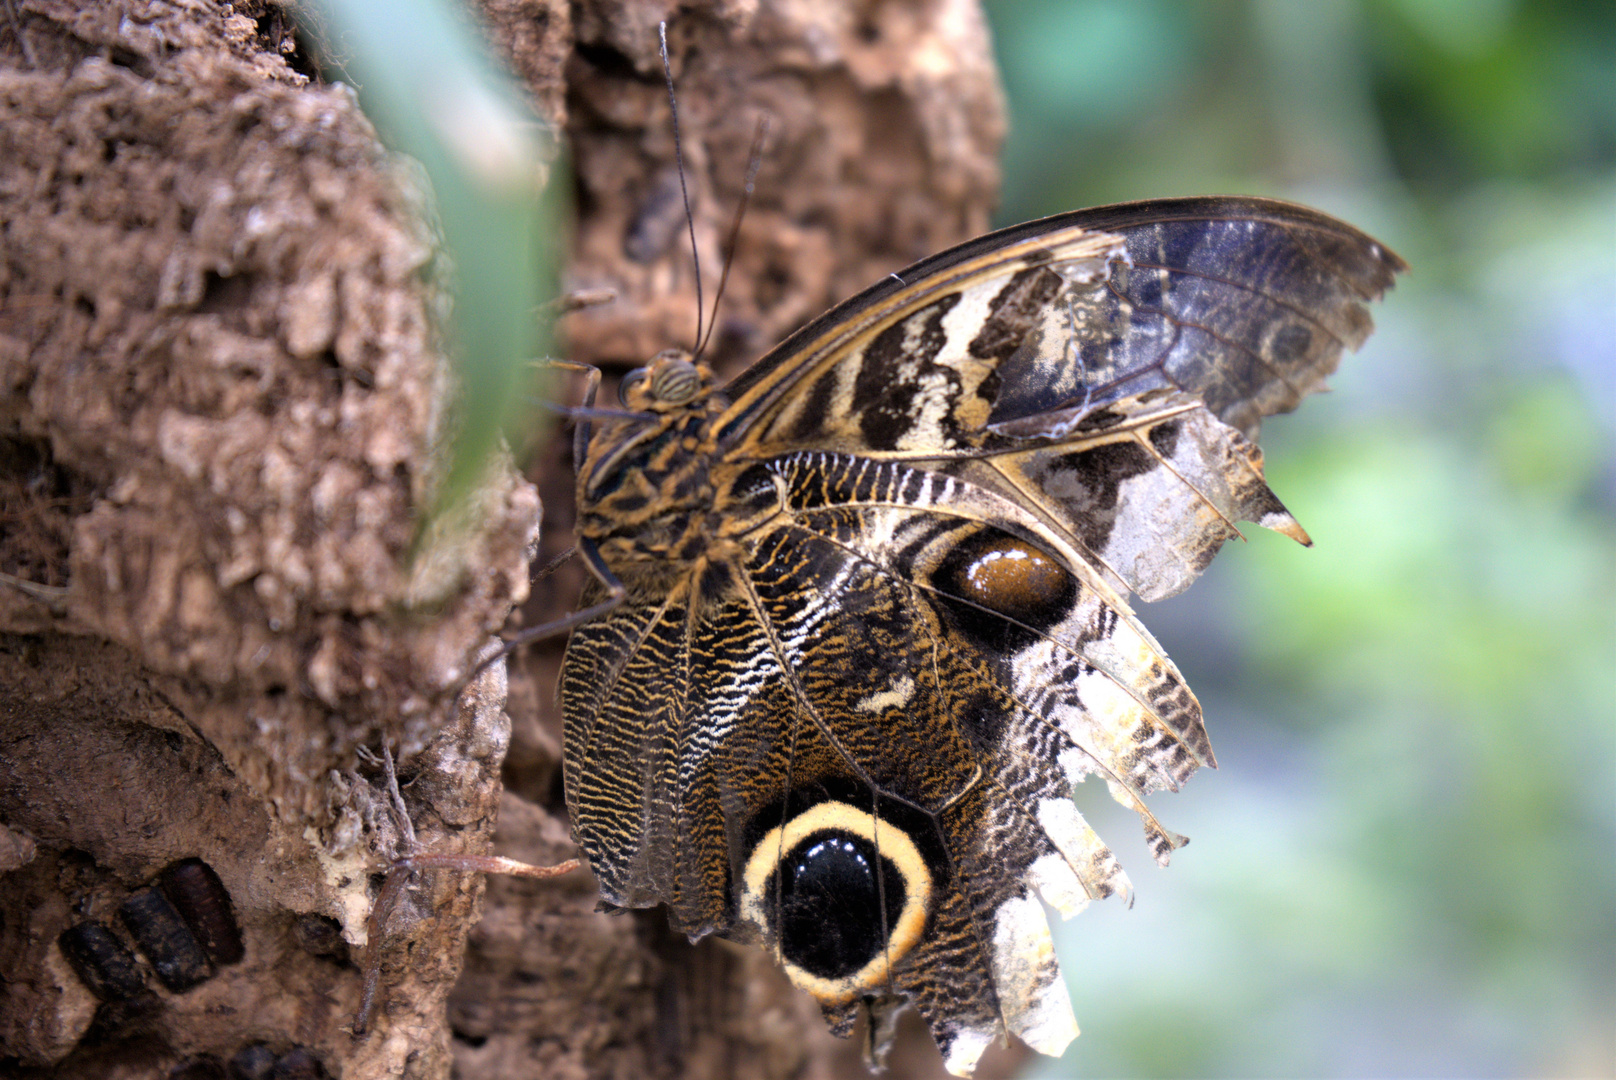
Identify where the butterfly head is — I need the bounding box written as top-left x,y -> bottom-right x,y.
616,349 -> 713,412
575,349 -> 726,549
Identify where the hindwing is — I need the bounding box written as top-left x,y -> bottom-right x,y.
560,197 -> 1404,1074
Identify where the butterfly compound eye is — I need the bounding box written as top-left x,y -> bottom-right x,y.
648,354 -> 700,404
740,801 -> 932,1005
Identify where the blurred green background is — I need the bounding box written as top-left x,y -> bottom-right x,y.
980,1 -> 1614,1076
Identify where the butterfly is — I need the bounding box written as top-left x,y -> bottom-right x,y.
555,196 -> 1403,1074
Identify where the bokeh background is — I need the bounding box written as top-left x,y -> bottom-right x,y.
977,1 -> 1614,1076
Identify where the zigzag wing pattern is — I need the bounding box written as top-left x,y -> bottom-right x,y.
559,582 -> 692,914
560,197 -> 1403,1073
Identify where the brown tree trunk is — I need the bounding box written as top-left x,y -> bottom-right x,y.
0,2 -> 1019,1077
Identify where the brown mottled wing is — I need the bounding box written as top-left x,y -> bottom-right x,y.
720,196 -> 1405,450
561,196 -> 1403,1074
562,448 -> 1205,1072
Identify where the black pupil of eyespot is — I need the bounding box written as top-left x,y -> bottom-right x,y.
776,831 -> 906,980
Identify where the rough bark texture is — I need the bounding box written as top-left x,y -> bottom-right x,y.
0,3 -> 537,1076
0,1 -> 1020,1077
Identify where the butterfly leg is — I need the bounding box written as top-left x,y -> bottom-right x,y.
459,538 -> 628,697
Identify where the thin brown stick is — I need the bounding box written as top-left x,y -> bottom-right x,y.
351,743 -> 582,1036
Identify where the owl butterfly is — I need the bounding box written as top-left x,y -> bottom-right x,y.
560,196 -> 1403,1074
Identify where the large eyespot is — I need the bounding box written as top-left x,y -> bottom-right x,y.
740,801 -> 932,1005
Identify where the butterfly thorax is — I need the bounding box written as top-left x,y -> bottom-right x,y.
574,352 -> 743,585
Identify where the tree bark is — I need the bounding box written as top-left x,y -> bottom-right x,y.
0,2 -> 1020,1077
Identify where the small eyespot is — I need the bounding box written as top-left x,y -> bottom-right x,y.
934,530 -> 1077,649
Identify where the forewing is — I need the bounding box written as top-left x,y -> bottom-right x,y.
718,197 -> 1403,606
978,388 -> 1313,601
719,196 -> 1404,455
983,197 -> 1406,437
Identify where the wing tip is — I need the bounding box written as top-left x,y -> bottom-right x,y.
1263,510 -> 1313,547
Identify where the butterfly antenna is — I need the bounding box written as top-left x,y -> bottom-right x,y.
695,112 -> 771,361
659,22 -> 704,354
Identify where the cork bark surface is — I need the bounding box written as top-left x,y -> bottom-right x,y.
0,1 -> 1023,1077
